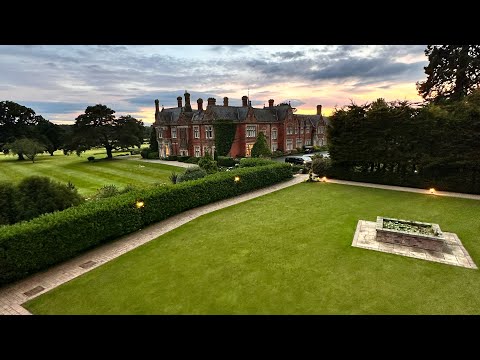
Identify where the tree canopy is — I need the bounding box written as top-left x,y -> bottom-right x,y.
417,45 -> 480,103
71,104 -> 144,159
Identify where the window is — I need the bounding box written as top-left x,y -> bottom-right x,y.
246,125 -> 256,138
171,126 -> 177,139
286,139 -> 293,151
203,146 -> 210,156
180,149 -> 188,156
194,126 -> 200,139
246,143 -> 253,157
272,128 -> 277,140
300,126 -> 304,134
294,126 -> 298,134
271,143 -> 278,152
296,139 -> 302,148
305,139 -> 311,146
205,125 -> 214,139
158,127 -> 163,139
287,126 -> 293,135
194,146 -> 200,157
306,124 -> 310,133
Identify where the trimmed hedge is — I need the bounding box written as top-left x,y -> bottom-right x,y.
239,158 -> 276,167
177,167 -> 207,183
0,163 -> 293,286
217,156 -> 237,167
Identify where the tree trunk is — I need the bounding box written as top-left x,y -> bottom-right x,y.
17,152 -> 25,161
106,146 -> 113,159
49,151 -> 54,156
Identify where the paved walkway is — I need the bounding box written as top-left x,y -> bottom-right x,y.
0,174 -> 307,315
2,174 -> 478,315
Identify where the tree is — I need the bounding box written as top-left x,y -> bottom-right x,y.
251,132 -> 271,158
6,138 -> 46,163
33,115 -> 65,155
0,101 -> 37,159
72,105 -> 144,159
417,45 -> 480,103
149,125 -> 158,152
198,152 -> 218,174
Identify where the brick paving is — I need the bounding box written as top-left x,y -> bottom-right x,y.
352,220 -> 477,269
0,174 -> 307,315
2,174 -> 479,315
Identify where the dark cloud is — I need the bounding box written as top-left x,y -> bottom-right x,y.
273,51 -> 305,60
209,45 -> 251,52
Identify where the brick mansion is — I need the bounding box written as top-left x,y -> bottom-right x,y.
153,91 -> 328,158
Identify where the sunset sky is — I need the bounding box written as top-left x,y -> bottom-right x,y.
0,45 -> 428,125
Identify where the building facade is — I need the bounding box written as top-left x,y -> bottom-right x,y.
153,92 -> 328,158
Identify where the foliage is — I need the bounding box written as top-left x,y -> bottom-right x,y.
71,105 -> 144,159
198,153 -> 218,174
185,157 -> 200,164
33,116 -> 65,156
417,45 -> 480,103
311,157 -> 332,176
213,120 -> 237,156
176,167 -> 207,183
251,132 -> 271,158
239,157 -> 276,167
140,149 -> 150,159
149,125 -> 158,152
176,156 -> 190,162
270,150 -> 285,158
6,138 -> 46,163
0,101 -> 37,156
167,155 -> 178,161
217,156 -> 237,167
169,172 -> 178,184
0,176 -> 83,226
326,93 -> 480,193
0,163 -> 292,285
94,184 -> 120,199
146,151 -> 159,159
87,156 -> 95,162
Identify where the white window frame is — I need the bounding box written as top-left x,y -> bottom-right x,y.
305,139 -> 311,146
158,127 -> 163,139
296,138 -> 302,148
306,124 -> 310,133
246,125 -> 256,138
205,125 -> 214,139
271,143 -> 278,152
180,149 -> 188,156
272,128 -> 277,140
194,146 -> 200,157
286,139 -> 293,151
194,126 -> 200,139
300,126 -> 304,135
171,126 -> 177,139
203,146 -> 210,156
287,126 -> 293,135
294,126 -> 298,134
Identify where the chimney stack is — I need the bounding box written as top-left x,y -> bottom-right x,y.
242,96 -> 248,107
197,98 -> 203,111
155,99 -> 159,114
223,97 -> 229,106
184,91 -> 192,112
317,105 -> 322,116
177,96 -> 183,108
207,97 -> 216,106
268,99 -> 274,108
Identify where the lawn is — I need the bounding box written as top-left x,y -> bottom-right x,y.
25,182 -> 480,314
0,149 -> 182,195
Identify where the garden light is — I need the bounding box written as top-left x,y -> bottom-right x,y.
234,176 -> 240,182
136,201 -> 145,208
429,188 -> 436,194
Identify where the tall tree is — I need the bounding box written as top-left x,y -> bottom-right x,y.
72,104 -> 144,159
417,45 -> 480,103
149,125 -> 158,152
33,115 -> 65,155
0,101 -> 37,159
251,132 -> 271,158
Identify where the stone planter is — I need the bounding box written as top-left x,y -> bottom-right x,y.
375,216 -> 445,252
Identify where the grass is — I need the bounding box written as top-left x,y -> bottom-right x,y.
0,149 -> 183,195
25,182 -> 480,314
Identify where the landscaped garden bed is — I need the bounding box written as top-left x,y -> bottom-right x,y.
376,216 -> 445,251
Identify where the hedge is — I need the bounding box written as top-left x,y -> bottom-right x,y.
217,156 -> 237,167
239,158 -> 276,167
0,163 -> 293,286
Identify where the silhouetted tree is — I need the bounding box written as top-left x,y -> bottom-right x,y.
149,125 -> 158,152
417,45 -> 480,103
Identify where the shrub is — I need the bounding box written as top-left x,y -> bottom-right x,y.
140,149 -> 150,159
147,151 -> 159,159
94,184 -> 120,199
177,156 -> 190,162
251,132 -> 271,158
239,158 -> 276,167
167,155 -> 178,161
198,153 -> 218,173
177,167 -> 207,183
169,171 -> 178,184
186,157 -> 200,164
0,176 -> 84,225
217,156 -> 237,167
270,150 -> 284,158
0,163 -> 292,285
312,157 -> 332,176
87,156 -> 95,162
291,164 -> 304,174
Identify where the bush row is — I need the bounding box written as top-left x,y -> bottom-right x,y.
0,163 -> 293,286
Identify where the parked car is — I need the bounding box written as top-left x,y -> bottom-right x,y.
285,155 -> 312,165
304,146 -> 315,154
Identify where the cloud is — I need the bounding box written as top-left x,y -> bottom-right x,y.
273,51 -> 305,60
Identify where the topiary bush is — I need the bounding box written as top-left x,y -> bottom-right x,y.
0,163 -> 292,285
177,167 -> 207,183
311,157 -> 332,176
147,151 -> 159,159
198,153 -> 218,174
217,156 -> 237,167
140,149 -> 150,159
239,158 -> 276,167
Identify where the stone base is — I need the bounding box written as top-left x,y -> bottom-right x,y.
352,220 -> 477,269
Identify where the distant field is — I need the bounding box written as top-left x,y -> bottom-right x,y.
0,149 -> 182,195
